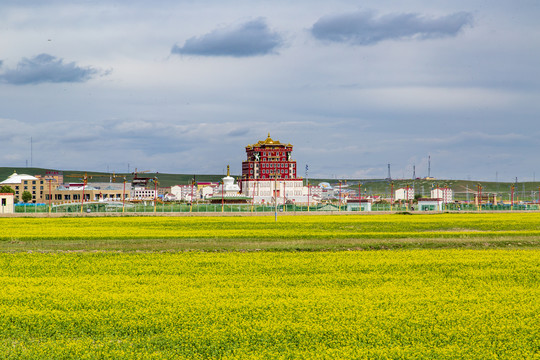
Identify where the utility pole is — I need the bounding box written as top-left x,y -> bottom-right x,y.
306,164 -> 309,212
338,180 -> 342,211
511,184 -> 515,210
122,177 -> 126,213
390,182 -> 394,212
274,163 -> 278,222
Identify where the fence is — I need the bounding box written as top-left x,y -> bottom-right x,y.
13,201 -> 540,214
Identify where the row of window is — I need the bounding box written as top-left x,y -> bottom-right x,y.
45,194 -> 124,200
259,163 -> 291,168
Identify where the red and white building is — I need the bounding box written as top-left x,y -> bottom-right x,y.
431,187 -> 453,203
395,187 -> 415,200
239,134 -> 307,204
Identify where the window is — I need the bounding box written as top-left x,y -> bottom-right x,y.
1,199 -> 6,206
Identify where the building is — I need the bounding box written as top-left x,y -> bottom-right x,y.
395,187 -> 414,201
46,182 -> 131,203
346,198 -> 373,211
242,133 -> 297,180
417,198 -> 443,211
431,188 -> 453,203
0,193 -> 15,214
240,134 -> 306,204
0,172 -> 42,203
0,171 -> 64,203
170,184 -> 198,202
130,188 -> 157,201
158,186 -> 171,197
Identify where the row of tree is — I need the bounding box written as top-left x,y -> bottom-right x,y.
0,185 -> 32,203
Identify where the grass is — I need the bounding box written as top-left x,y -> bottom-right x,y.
1,213 -> 540,252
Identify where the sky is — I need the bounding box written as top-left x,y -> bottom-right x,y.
1,0 -> 539,182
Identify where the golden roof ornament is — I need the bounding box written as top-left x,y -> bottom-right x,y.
245,133 -> 291,149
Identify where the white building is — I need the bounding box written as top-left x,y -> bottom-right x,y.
346,199 -> 373,211
0,193 -> 15,214
0,172 -> 40,202
418,198 -> 443,211
170,185 -> 198,202
130,188 -> 157,200
431,188 -> 453,203
395,187 -> 414,200
200,185 -> 216,199
241,178 -> 306,205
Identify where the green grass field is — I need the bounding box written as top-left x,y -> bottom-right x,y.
1,213 -> 539,359
1,213 -> 540,251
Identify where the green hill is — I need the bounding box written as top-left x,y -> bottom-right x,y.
0,167 -> 224,188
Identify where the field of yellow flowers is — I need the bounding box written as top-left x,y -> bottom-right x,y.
1,213 -> 540,251
1,250 -> 539,359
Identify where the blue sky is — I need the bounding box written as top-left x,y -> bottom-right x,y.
1,0 -> 539,181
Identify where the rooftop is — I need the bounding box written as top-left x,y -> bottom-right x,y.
0,171 -> 39,185
245,133 -> 292,150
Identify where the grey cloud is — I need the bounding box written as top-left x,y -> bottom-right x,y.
311,10 -> 473,45
171,18 -> 283,57
0,54 -> 99,85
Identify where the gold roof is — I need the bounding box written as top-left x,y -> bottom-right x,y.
246,133 -> 292,149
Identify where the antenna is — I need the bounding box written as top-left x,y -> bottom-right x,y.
413,165 -> 416,179
387,164 -> 391,180
428,155 -> 431,178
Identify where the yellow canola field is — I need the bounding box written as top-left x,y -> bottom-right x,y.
2,213 -> 540,240
1,250 -> 539,359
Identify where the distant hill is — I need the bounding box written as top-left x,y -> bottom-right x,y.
0,167 -> 224,188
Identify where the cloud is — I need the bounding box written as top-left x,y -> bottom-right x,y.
227,128 -> 249,137
0,54 -> 100,85
311,10 -> 473,45
171,18 -> 283,57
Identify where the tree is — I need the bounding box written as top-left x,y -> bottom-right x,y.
21,191 -> 32,203
0,185 -> 15,194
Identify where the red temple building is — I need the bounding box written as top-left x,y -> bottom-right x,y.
242,133 -> 297,180
240,134 -> 306,205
